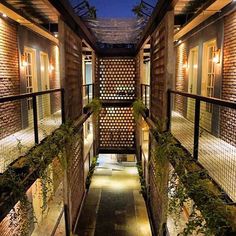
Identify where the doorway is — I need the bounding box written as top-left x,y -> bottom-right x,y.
187,46 -> 198,122
201,39 -> 216,132
24,47 -> 37,126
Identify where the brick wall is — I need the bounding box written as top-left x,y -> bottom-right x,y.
98,58 -> 136,101
49,45 -> 61,114
175,43 -> 187,116
0,18 -> 21,139
221,11 -> 236,147
149,136 -> 169,235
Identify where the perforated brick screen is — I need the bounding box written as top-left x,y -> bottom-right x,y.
99,107 -> 135,149
98,58 -> 136,100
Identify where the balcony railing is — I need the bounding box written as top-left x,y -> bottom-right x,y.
141,84 -> 150,109
0,89 -> 65,173
83,84 -> 94,107
167,89 -> 236,203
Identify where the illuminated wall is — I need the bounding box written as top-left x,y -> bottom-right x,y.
0,17 -> 21,139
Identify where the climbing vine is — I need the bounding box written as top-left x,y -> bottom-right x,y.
0,121 -> 82,235
85,156 -> 98,189
132,103 -> 236,235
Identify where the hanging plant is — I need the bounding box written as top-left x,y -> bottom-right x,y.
132,99 -> 146,122
150,129 -> 236,235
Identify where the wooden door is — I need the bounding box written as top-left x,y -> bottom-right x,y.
24,48 -> 37,126
201,40 -> 216,132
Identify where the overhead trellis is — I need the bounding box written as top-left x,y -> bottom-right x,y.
84,18 -> 146,44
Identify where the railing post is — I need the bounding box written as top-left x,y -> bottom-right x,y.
167,89 -> 171,132
193,99 -> 200,160
141,84 -> 143,101
87,85 -> 90,104
61,89 -> 66,124
64,204 -> 70,236
32,95 -> 39,144
145,85 -> 147,107
92,84 -> 95,99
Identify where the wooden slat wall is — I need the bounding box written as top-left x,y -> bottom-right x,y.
61,21 -> 83,120
150,11 -> 174,124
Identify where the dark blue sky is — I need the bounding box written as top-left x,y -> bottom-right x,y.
70,0 -> 157,18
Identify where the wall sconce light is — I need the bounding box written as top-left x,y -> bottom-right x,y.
213,49 -> 221,64
21,55 -> 28,67
54,33 -> 58,38
2,13 -> 7,18
49,65 -> 54,73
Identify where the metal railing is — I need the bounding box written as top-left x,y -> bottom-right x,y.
167,89 -> 236,202
0,89 -> 65,173
82,84 -> 94,106
141,84 -> 150,109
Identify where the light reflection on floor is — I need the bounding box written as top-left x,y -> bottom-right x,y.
76,154 -> 152,236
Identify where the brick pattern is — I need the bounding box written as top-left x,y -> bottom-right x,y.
64,24 -> 83,120
175,43 -> 187,116
0,18 -> 21,139
99,107 -> 135,149
221,11 -> 236,147
149,137 -> 169,234
49,45 -> 61,114
67,132 -> 84,228
150,22 -> 166,122
98,58 -> 136,100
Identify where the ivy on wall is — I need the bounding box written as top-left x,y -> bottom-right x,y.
133,100 -> 236,235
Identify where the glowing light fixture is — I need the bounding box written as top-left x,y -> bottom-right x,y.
49,65 -> 54,73
2,13 -> 7,18
213,49 -> 221,64
54,33 -> 58,38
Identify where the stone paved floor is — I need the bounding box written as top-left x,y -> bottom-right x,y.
171,111 -> 236,202
75,155 -> 152,236
0,111 -> 62,173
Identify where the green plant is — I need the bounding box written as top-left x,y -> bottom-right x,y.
85,156 -> 98,189
136,162 -> 148,199
85,98 -> 102,117
151,129 -> 236,235
132,99 -> 146,122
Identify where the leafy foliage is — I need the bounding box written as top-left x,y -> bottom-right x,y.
85,156 -> 98,189
151,130 -> 236,235
132,99 -> 146,122
85,98 -> 102,118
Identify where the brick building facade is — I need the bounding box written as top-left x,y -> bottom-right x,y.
0,18 -> 21,139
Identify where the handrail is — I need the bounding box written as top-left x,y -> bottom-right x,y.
169,89 -> 236,109
0,88 -> 63,103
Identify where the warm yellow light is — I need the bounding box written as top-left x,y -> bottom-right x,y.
2,13 -> 7,18
49,65 -> 54,73
213,49 -> 221,64
22,60 -> 28,67
41,66 -> 45,71
54,33 -> 58,38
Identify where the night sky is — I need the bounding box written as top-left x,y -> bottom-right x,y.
69,0 -> 157,18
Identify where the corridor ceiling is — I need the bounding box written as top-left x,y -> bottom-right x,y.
84,18 -> 146,44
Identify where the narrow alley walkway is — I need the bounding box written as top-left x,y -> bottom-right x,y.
75,154 -> 152,236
